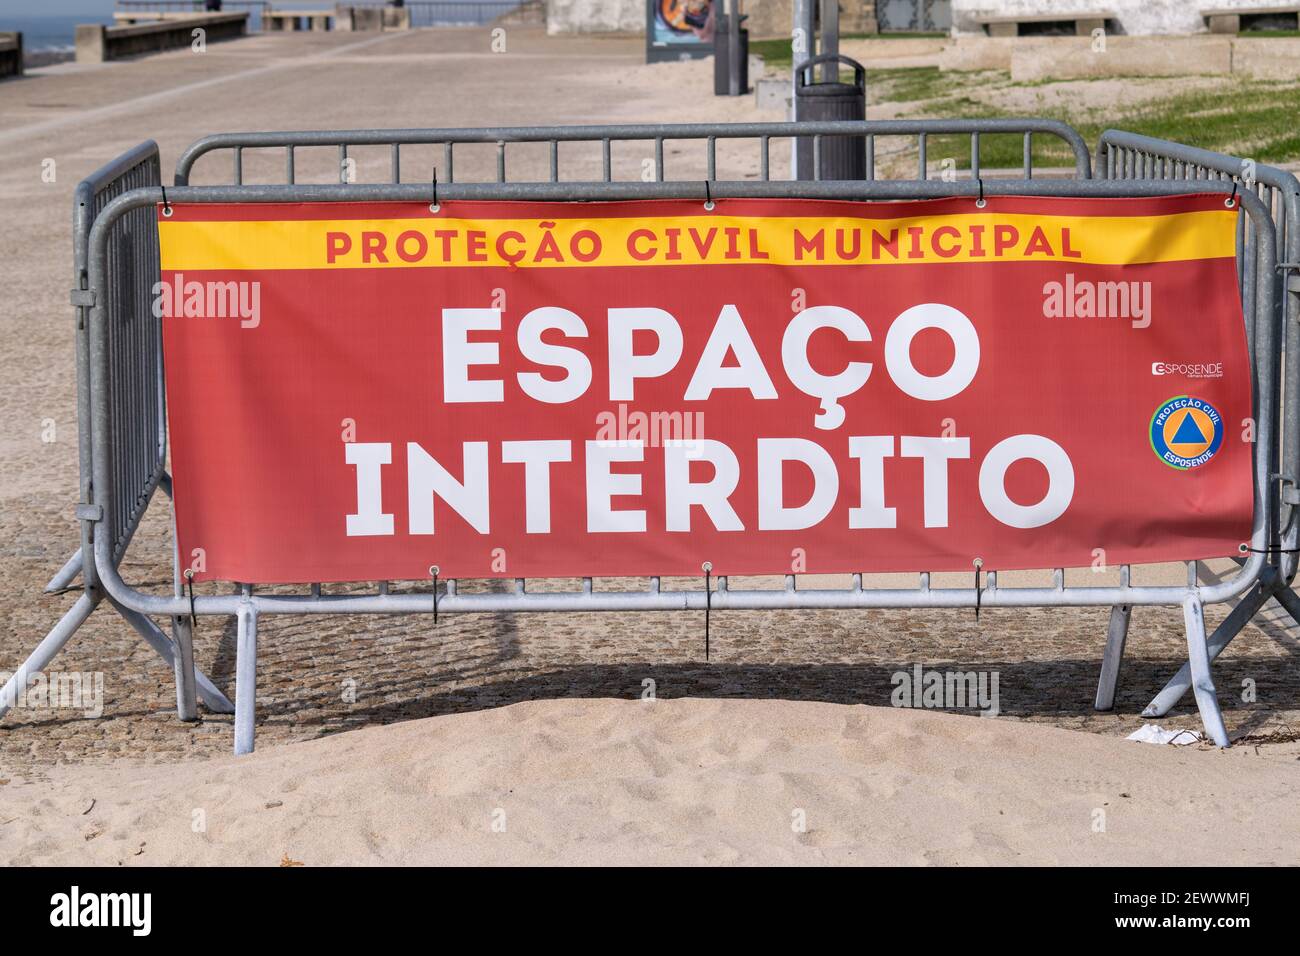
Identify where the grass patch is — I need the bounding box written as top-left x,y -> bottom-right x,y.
892,69 -> 1300,170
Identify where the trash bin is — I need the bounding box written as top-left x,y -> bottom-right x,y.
794,54 -> 867,180
713,18 -> 749,96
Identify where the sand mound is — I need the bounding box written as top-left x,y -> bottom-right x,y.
2,698 -> 1297,866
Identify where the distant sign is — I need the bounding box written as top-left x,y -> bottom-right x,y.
646,0 -> 715,62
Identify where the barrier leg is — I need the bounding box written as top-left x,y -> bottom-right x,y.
44,549 -> 83,593
1142,582 -> 1270,718
1094,604 -> 1131,711
234,601 -> 258,755
1181,595 -> 1230,748
170,511 -> 197,721
109,599 -> 234,715
171,615 -> 198,722
1271,582 -> 1300,627
0,593 -> 98,721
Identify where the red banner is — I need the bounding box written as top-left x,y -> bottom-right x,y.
157,196 -> 1253,583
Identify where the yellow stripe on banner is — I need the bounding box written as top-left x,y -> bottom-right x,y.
159,209 -> 1238,271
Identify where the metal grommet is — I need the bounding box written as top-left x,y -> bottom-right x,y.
428,203 -> 440,214
1239,543 -> 1250,554
1225,197 -> 1236,208
703,200 -> 715,211
972,557 -> 984,569
974,198 -> 987,209
162,206 -> 174,217
429,564 -> 440,577
701,560 -> 713,573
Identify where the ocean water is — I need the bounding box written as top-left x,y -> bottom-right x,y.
0,3 -> 522,52
0,13 -> 114,53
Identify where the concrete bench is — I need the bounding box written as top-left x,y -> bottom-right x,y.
1203,5 -> 1300,33
0,31 -> 22,79
334,6 -> 412,31
974,10 -> 1116,37
76,12 -> 248,63
264,10 -> 336,32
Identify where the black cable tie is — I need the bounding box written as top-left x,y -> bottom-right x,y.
976,178 -> 985,208
184,568 -> 196,629
973,559 -> 983,622
702,561 -> 713,661
1244,545 -> 1300,555
703,179 -> 714,210
431,167 -> 439,211
160,185 -> 172,217
1228,180 -> 1239,208
430,564 -> 439,625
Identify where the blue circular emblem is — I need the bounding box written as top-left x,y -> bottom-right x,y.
1149,396 -> 1224,470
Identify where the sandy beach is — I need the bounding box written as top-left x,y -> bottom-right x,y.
4,698 -> 1298,866
1,24 -> 1298,867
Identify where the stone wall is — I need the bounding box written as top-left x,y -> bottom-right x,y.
546,0 -> 644,35
951,0 -> 1300,36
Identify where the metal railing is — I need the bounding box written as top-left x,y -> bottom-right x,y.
173,119 -> 1093,187
70,141 -> 167,579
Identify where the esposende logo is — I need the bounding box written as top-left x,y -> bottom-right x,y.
1151,361 -> 1224,379
1149,396 -> 1224,470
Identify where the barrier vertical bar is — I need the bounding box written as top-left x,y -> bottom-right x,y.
234,599 -> 259,755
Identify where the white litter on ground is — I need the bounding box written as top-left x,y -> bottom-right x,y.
1127,724 -> 1204,746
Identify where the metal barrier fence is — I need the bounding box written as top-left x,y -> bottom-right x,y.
4,120 -> 1288,757
13,141 -> 233,729
1096,129 -> 1300,719
172,119 -> 1093,187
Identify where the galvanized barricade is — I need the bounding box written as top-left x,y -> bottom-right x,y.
7,141 -> 233,727
1096,129 -> 1300,718
5,120 -> 1284,756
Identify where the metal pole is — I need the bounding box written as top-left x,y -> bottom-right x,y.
1143,581 -> 1273,717
1093,604 -> 1130,711
820,0 -> 839,81
791,0 -> 815,177
171,515 -> 198,721
109,598 -> 234,714
1181,595 -> 1230,747
728,0 -> 741,97
234,599 -> 258,755
44,549 -> 82,593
